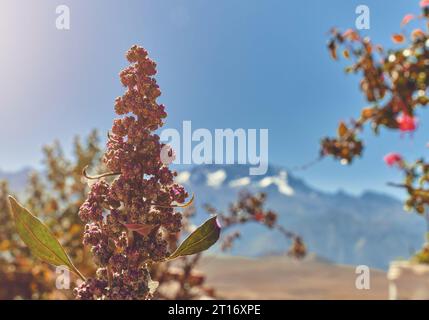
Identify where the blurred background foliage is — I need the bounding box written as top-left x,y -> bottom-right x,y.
0,130 -> 102,299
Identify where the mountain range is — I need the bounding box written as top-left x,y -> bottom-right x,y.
1,164 -> 426,270
175,164 -> 426,270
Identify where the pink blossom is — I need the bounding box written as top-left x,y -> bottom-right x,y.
397,113 -> 418,132
420,0 -> 429,8
383,153 -> 403,167
401,14 -> 414,27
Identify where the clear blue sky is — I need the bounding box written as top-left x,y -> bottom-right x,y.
0,0 -> 426,198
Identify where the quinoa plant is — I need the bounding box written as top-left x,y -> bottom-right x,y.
73,45 -> 192,300
6,45 -> 219,300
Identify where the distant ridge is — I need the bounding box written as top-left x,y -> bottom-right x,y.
1,163 -> 424,269
175,163 -> 425,270
0,167 -> 32,192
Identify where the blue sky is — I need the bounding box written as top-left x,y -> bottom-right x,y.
0,0 -> 426,198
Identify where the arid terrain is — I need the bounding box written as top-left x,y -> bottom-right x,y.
199,255 -> 389,300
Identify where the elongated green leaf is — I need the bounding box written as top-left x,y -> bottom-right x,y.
169,216 -> 221,260
8,196 -> 85,280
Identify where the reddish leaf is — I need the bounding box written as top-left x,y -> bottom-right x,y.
391,34 -> 405,44
361,107 -> 374,120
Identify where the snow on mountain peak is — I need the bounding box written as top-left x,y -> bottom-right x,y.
229,177 -> 251,188
258,170 -> 294,196
206,169 -> 227,187
175,171 -> 191,184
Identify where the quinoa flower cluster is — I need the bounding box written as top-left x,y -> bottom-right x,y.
74,45 -> 187,300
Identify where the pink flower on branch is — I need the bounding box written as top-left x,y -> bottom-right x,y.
383,153 -> 403,167
420,0 -> 429,8
397,113 -> 418,132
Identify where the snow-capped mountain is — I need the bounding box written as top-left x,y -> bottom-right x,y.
176,164 -> 425,270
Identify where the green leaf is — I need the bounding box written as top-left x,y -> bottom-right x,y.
8,196 -> 85,280
168,216 -> 221,260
